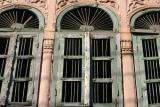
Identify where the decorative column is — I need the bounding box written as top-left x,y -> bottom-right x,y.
120,27 -> 137,107
38,0 -> 56,107
119,0 -> 137,107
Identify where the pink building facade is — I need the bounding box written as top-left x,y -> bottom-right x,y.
0,0 -> 159,107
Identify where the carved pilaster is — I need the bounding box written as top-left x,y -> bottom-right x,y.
43,38 -> 54,53
121,40 -> 133,54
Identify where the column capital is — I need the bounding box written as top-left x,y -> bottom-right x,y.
121,40 -> 133,55
43,38 -> 54,53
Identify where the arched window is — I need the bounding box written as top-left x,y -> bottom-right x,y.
132,9 -> 160,107
0,8 -> 44,106
51,6 -> 122,107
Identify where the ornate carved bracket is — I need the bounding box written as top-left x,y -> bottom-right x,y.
121,40 -> 133,54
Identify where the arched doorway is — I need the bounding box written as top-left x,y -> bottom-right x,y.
132,9 -> 160,107
0,7 -> 44,106
51,6 -> 122,107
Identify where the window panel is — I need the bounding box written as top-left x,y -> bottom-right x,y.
0,38 -> 10,55
0,37 -> 10,93
10,37 -> 34,103
62,81 -> 81,102
11,81 -> 29,102
92,60 -> 111,78
93,83 -> 112,103
18,38 -> 33,55
142,39 -> 158,57
91,39 -> 110,57
53,33 -> 120,107
63,59 -> 82,78
134,35 -> 160,107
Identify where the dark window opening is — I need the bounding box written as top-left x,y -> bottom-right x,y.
64,38 -> 82,56
18,38 -> 33,55
142,39 -> 158,57
93,83 -> 112,103
144,60 -> 160,80
0,58 -> 6,77
0,38 -> 10,55
63,59 -> 82,78
62,81 -> 81,102
91,39 -> 110,57
92,60 -> 111,78
61,6 -> 113,30
0,58 -> 6,92
134,11 -> 160,30
11,81 -> 29,102
147,82 -> 160,104
15,59 -> 31,78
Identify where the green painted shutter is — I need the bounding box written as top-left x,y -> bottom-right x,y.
54,32 -> 85,106
90,32 -> 120,107
52,32 -> 122,107
133,34 -> 160,107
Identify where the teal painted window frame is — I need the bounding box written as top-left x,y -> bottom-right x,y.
51,31 -> 122,107
0,7 -> 44,107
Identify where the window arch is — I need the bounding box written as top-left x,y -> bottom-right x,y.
132,9 -> 160,107
0,7 -> 44,107
51,5 -> 122,107
56,5 -> 119,31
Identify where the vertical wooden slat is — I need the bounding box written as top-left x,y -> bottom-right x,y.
84,32 -> 90,105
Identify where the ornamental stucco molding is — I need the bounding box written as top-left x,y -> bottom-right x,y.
128,0 -> 160,13
43,38 -> 54,53
0,0 -> 48,18
121,40 -> 133,54
56,0 -> 119,13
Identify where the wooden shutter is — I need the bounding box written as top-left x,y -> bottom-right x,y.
5,32 -> 42,106
90,32 -> 120,107
133,34 -> 160,107
0,33 -> 17,105
54,32 -> 85,106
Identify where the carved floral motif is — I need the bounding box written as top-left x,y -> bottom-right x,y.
0,0 -> 47,9
56,0 -> 78,10
128,0 -> 160,12
95,0 -> 119,9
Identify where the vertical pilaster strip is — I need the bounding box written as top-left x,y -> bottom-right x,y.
120,29 -> 137,107
38,0 -> 56,107
119,0 -> 137,107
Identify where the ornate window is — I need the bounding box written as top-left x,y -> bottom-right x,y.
51,6 -> 123,107
132,10 -> 160,107
0,8 -> 43,107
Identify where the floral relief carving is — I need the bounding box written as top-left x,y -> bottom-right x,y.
56,0 -> 78,10
128,0 -> 160,12
95,0 -> 119,9
0,0 -> 47,9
